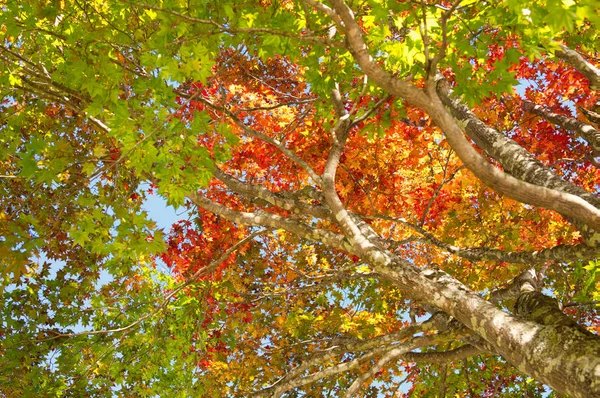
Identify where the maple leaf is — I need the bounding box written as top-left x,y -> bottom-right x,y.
1,1 -> 599,398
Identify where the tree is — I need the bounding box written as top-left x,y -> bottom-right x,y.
1,0 -> 599,396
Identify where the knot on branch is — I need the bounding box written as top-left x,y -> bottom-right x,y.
514,291 -> 581,329
489,267 -> 542,304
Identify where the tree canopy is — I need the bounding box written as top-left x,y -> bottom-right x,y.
1,0 -> 599,396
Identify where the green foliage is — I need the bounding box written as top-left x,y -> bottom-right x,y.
0,0 -> 598,396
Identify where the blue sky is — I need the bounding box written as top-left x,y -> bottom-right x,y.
142,191 -> 183,231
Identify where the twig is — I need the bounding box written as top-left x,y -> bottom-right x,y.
33,230 -> 265,342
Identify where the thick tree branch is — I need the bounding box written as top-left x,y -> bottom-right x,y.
431,240 -> 597,265
254,317 -> 444,397
489,267 -> 541,304
377,256 -> 600,398
436,78 -> 600,210
555,44 -> 600,91
327,0 -> 431,110
522,99 -> 600,153
328,0 -> 600,232
321,97 -> 374,247
261,329 -> 467,398
212,166 -> 331,219
402,344 -> 483,364
580,106 -> 600,125
515,290 -> 585,330
429,85 -> 600,232
188,192 -> 349,251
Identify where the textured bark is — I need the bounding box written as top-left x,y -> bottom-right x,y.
382,215 -> 599,263
191,3 -> 600,395
436,80 -> 600,242
555,44 -> 600,91
213,166 -> 332,219
193,169 -> 600,397
6,2 -> 600,396
194,156 -> 600,398
401,344 -> 483,364
522,99 -> 600,154
328,0 -> 600,232
581,106 -> 600,125
373,259 -> 600,398
189,166 -> 600,397
432,240 -> 598,264
514,290 -> 600,396
188,193 -> 349,250
437,79 -> 600,210
259,324 -> 471,398
427,89 -> 600,232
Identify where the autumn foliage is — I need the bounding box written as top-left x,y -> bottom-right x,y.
1,0 -> 599,397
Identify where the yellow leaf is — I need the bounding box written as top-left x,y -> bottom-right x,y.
144,9 -> 158,20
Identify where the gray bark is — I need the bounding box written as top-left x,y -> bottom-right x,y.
326,0 -> 600,233
522,99 -> 600,154
374,258 -> 600,398
555,45 -> 600,91
190,176 -> 600,398
436,79 -> 599,210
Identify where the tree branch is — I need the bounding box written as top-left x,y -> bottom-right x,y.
344,344 -> 414,398
253,317 -> 440,397
261,330 -> 466,398
428,0 -> 462,75
326,0 -> 600,233
193,96 -> 323,184
489,267 -> 542,304
402,344 -> 483,364
555,44 -> 600,91
522,99 -> 600,153
188,192 -> 349,251
212,166 -> 332,219
125,1 -> 344,48
320,87 -> 379,253
34,230 -> 264,342
370,214 -> 598,264
326,0 -> 431,109
431,79 -> 600,232
436,78 -> 599,210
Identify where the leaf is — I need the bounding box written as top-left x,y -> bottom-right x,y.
2,1 -> 599,396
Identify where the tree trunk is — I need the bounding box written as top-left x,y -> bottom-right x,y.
367,252 -> 600,398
